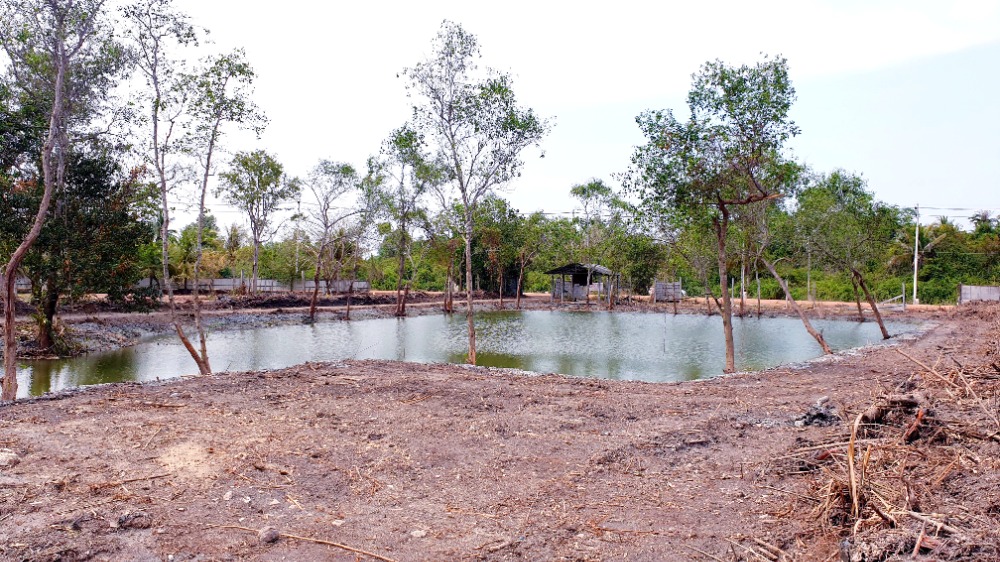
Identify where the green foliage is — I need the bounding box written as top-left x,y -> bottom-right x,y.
626,56 -> 801,226
7,147 -> 152,341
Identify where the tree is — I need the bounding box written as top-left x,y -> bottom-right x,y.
218,150 -> 299,295
404,21 -> 549,364
795,171 -> 903,339
474,195 -> 519,307
1,0 -> 123,400
16,149 -> 150,351
742,200 -> 832,354
124,0 -> 211,373
370,125 -> 437,317
627,56 -> 802,373
303,160 -> 362,322
571,179 -> 616,306
181,50 -> 263,374
513,212 -> 547,309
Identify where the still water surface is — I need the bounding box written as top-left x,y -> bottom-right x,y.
17,311 -> 912,398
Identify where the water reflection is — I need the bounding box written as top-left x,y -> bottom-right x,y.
17,311 -> 913,398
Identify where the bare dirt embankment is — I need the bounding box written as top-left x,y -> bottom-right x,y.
23,291 -> 956,359
1,302 -> 997,561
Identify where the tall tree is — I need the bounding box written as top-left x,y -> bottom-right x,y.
513,212 -> 547,309
124,0 -> 210,372
180,50 -> 263,375
303,160 -> 362,322
1,0 -> 123,400
218,149 -> 299,295
370,125 -> 437,317
627,56 -> 801,373
403,21 -> 549,364
571,179 -> 616,306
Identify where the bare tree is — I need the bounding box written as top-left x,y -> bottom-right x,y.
303,160 -> 362,323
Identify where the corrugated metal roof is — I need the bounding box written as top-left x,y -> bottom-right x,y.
543,263 -> 614,276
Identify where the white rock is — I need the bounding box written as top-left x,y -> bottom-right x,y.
0,449 -> 19,469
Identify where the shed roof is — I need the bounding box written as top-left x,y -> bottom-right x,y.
543,263 -> 614,276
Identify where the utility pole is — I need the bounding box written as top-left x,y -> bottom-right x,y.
912,204 -> 919,304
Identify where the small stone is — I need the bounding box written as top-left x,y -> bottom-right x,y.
223,490 -> 233,501
410,529 -> 427,538
0,449 -> 20,469
258,526 -> 280,544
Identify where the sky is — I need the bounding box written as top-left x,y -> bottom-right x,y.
165,0 -> 1000,229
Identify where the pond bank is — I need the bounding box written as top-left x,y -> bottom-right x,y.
12,293 -> 951,360
0,304 -> 995,560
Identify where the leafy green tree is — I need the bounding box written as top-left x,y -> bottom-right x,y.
627,56 -> 803,372
16,149 -> 151,351
513,212 -> 547,309
218,150 -> 299,295
403,20 -> 550,365
369,125 -> 438,316
1,0 -> 125,400
475,196 -> 520,307
794,171 -> 903,338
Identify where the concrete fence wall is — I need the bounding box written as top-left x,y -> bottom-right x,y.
134,278 -> 371,294
959,284 -> 1000,304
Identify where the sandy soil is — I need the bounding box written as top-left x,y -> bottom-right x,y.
1,302 -> 997,561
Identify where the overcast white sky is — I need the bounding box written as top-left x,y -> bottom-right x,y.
167,0 -> 1000,229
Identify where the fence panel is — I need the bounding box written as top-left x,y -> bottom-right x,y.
960,284 -> 1000,304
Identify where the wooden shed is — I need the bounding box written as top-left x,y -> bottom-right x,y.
544,263 -> 618,303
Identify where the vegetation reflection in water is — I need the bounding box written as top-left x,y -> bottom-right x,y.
17,311 -> 913,398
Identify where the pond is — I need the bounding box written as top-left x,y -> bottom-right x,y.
16,310 -> 914,398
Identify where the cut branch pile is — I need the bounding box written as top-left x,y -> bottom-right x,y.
764,308 -> 1000,561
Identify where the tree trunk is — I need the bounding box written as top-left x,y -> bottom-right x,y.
850,275 -> 865,322
308,253 -> 322,323
444,264 -> 453,314
395,221 -> 407,317
346,280 -> 353,320
190,142 -> 217,377
756,269 -> 761,319
37,284 -> 59,351
703,272 -> 713,316
3,49 -> 67,400
251,240 -> 260,295
852,269 -> 890,340
713,215 -> 736,373
498,269 -> 504,309
761,257 -> 833,354
516,262 -> 525,310
464,220 -> 476,365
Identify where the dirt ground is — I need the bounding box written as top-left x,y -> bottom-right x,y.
1,302 -> 998,561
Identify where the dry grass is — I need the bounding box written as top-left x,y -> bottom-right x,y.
751,304 -> 1000,562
